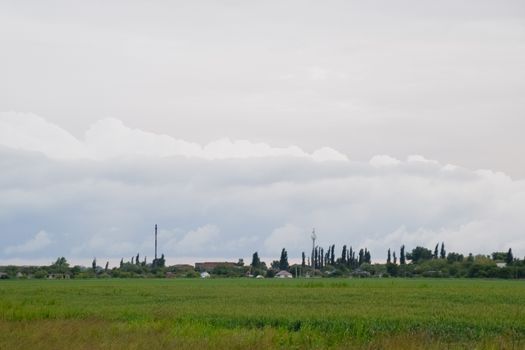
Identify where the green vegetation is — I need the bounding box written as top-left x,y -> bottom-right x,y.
0,278 -> 524,349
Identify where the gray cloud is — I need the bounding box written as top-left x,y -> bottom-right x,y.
1,114 -> 524,266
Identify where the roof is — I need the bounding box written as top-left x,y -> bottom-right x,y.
275,270 -> 293,277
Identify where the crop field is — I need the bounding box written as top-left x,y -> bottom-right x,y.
0,278 -> 524,349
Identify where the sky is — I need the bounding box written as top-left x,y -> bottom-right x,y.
1,1 -> 524,266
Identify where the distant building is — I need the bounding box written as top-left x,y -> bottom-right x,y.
195,262 -> 236,272
275,270 -> 293,278
0,272 -> 8,279
47,273 -> 70,280
496,263 -> 507,268
200,271 -> 211,278
173,264 -> 194,270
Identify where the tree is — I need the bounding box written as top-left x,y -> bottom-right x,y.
330,245 -> 335,265
104,261 -> 109,272
358,249 -> 364,266
434,243 -> 439,259
51,257 -> 69,274
120,258 -> 124,268
301,252 -> 306,268
92,258 -> 97,271
136,253 -> 140,265
393,251 -> 397,264
279,248 -> 289,271
341,245 -> 347,264
400,245 -> 406,265
364,249 -> 371,264
506,248 -> 514,265
159,254 -> 166,267
387,249 -> 391,264
447,252 -> 464,262
408,246 -> 433,263
440,242 -> 446,259
251,252 -> 261,269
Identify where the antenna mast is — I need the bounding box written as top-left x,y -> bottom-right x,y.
154,224 -> 158,261
311,228 -> 317,269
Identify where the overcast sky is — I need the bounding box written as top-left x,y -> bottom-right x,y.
1,1 -> 524,266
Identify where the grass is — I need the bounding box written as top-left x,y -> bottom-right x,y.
0,278 -> 524,349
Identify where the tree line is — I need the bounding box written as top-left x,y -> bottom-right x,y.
1,243 -> 523,279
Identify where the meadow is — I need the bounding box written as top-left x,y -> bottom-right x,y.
0,278 -> 524,349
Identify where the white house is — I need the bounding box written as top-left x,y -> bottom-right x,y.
275,270 -> 293,278
200,271 -> 211,278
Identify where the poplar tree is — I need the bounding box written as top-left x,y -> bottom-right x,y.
387,249 -> 391,264
400,245 -> 406,265
440,242 -> 446,259
506,248 -> 514,265
279,248 -> 289,270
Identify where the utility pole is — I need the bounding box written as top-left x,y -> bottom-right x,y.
154,224 -> 158,261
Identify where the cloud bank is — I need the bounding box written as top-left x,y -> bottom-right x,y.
0,112 -> 348,162
1,112 -> 524,265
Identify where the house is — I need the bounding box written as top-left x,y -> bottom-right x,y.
275,270 -> 293,278
200,271 -> 211,278
0,272 -> 8,279
352,269 -> 370,278
47,273 -> 71,280
496,263 -> 507,268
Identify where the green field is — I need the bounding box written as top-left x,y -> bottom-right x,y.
0,278 -> 524,349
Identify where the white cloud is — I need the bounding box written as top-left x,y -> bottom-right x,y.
407,155 -> 439,165
370,155 -> 401,167
176,225 -> 220,255
0,112 -> 348,162
0,112 -> 91,159
4,230 -> 52,254
264,224 -> 307,254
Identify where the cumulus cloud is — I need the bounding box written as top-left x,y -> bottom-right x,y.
4,230 -> 52,254
264,224 -> 308,254
177,225 -> 221,254
0,112 -> 347,162
1,112 -> 525,265
370,155 -> 401,167
0,112 -> 90,159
